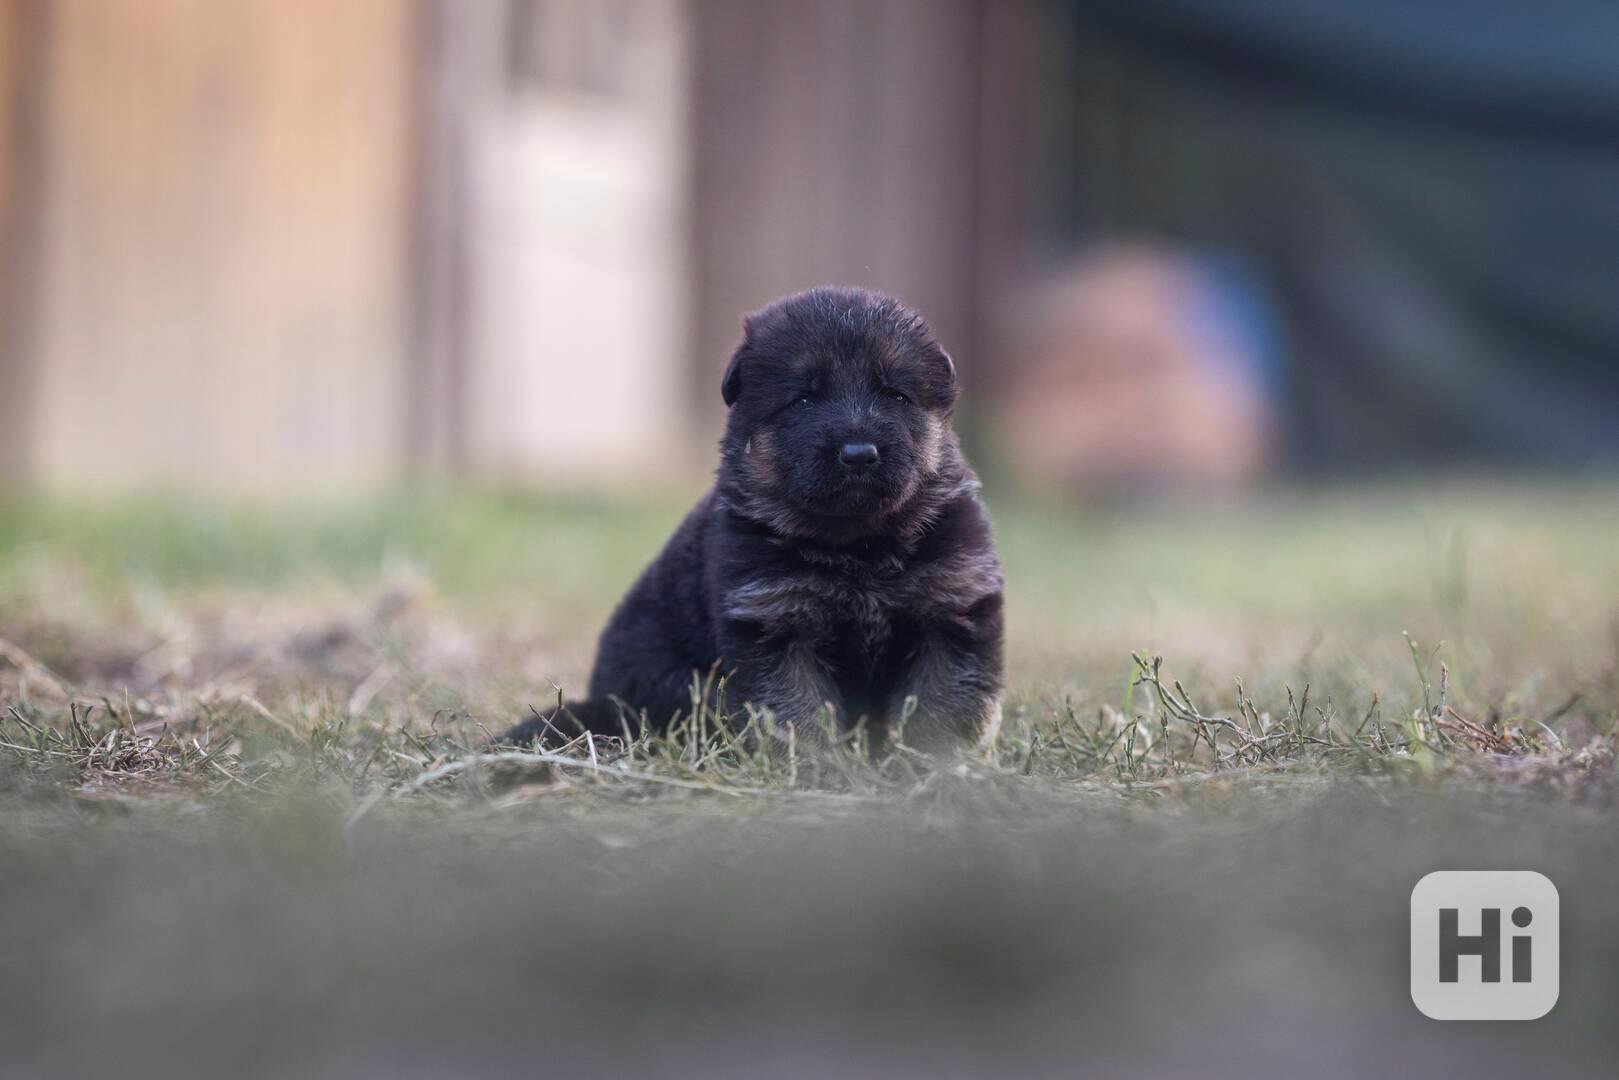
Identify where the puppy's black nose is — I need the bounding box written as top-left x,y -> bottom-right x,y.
839,443 -> 880,469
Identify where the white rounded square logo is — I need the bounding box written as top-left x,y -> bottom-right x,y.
1410,870 -> 1559,1020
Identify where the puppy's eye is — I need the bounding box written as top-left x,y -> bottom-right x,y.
887,389 -> 912,406
792,395 -> 814,410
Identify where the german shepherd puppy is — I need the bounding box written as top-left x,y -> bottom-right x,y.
503,286 -> 1003,751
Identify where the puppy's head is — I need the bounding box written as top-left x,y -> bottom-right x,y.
718,286 -> 962,540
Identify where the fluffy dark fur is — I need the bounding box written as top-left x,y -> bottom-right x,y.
502,286 -> 1004,751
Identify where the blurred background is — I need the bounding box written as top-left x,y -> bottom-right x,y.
6,10 -> 1619,1078
4,0 -> 1616,497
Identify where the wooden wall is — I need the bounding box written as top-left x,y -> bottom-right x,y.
691,0 -> 995,423
19,0 -> 411,490
0,0 -> 1049,491
0,0 -> 48,482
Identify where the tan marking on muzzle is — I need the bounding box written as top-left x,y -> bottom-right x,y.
745,429 -> 779,485
918,415 -> 945,474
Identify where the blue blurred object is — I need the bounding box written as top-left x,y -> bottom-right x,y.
1185,251 -> 1286,410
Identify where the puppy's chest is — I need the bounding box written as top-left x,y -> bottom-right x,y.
724,558 -> 944,648
821,571 -> 905,653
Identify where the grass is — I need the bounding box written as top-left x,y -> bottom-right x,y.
2,479 -> 1618,1077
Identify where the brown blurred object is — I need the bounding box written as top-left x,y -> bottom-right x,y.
997,247 -> 1277,496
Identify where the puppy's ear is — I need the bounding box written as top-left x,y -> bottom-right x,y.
932,347 -> 960,408
722,312 -> 765,407
721,348 -> 744,407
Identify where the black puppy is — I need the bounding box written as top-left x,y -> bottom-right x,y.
504,286 -> 1003,750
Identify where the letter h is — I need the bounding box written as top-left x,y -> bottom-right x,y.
1439,907 -> 1500,982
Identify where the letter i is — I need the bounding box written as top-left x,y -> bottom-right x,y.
1511,906 -> 1534,983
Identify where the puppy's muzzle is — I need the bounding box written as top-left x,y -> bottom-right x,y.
838,443 -> 881,470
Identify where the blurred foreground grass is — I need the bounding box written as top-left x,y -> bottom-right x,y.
2,479 -> 1618,1077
